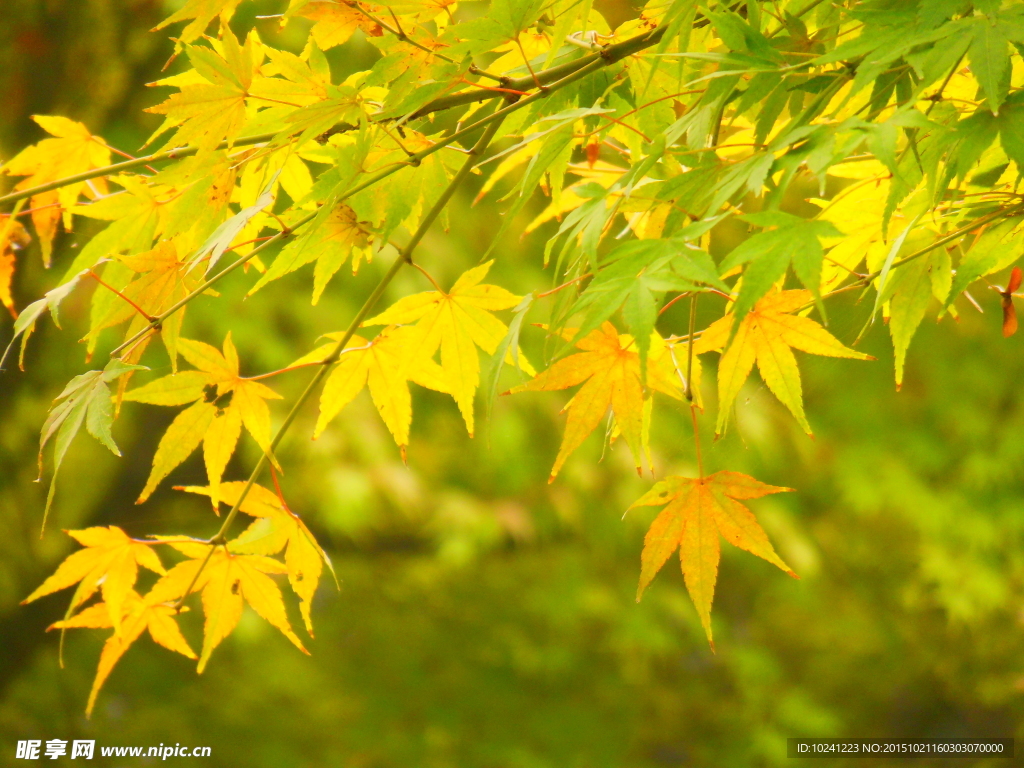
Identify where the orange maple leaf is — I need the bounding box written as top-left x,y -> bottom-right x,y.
631,471 -> 796,646
0,216 -> 30,318
509,322 -> 683,481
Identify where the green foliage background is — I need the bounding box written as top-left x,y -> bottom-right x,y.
2,1 -> 1023,765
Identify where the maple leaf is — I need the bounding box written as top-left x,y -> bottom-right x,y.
23,527 -> 166,636
694,290 -> 873,437
247,44 -> 335,128
509,322 -> 684,481
145,32 -> 257,154
250,203 -> 373,303
362,261 -> 532,436
148,539 -> 307,672
719,212 -> 843,326
0,215 -> 30,318
155,0 -> 243,45
291,325 -> 448,457
296,1 -> 385,49
64,174 -> 165,282
0,269 -> 89,373
631,471 -> 796,645
50,589 -> 196,716
0,116 -> 111,265
123,333 -> 282,506
178,482 -> 334,635
37,359 -> 146,532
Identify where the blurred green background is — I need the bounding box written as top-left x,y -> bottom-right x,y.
2,1 -> 1024,766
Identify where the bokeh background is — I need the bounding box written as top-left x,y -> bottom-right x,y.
2,1 -> 1024,765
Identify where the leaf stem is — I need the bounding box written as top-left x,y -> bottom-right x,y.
685,293 -> 697,403
690,404 -> 704,479
241,361 -> 323,381
86,270 -> 155,323
536,273 -> 591,298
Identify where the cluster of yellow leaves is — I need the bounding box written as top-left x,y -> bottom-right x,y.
24,480 -> 329,715
0,116 -> 110,265
357,260 -> 532,438
181,482 -> 331,635
123,333 -> 281,506
502,288 -> 871,643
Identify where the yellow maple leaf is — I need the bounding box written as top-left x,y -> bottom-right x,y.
178,481 -> 333,635
148,540 -> 307,673
155,0 -> 244,45
49,589 -> 196,717
509,322 -> 684,481
123,333 -> 282,506
22,526 -> 166,636
290,325 -> 448,457
249,203 -> 373,303
694,289 -> 873,437
0,116 -> 111,265
631,471 -> 796,646
296,1 -> 385,49
145,32 -> 257,154
362,261 -> 531,436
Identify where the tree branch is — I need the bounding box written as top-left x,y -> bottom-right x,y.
110,51 -> 616,358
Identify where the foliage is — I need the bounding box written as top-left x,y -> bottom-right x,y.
4,0 -> 1024,719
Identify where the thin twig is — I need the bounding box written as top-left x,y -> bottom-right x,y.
536,273 -> 591,298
